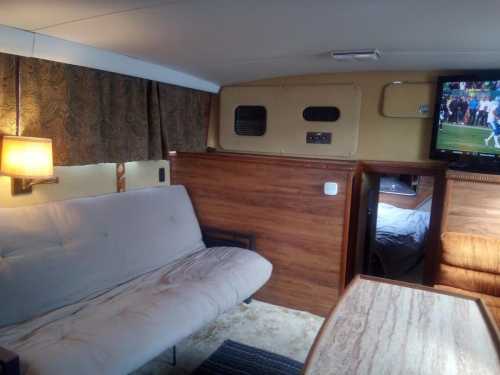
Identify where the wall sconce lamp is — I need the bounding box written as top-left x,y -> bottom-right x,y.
0,136 -> 59,195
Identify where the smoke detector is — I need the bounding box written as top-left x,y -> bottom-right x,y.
330,49 -> 381,62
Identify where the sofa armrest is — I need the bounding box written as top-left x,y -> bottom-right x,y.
202,227 -> 256,251
0,347 -> 20,375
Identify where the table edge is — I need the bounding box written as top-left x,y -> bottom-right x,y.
302,274 -> 500,375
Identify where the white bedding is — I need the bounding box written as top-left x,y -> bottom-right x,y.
374,203 -> 430,276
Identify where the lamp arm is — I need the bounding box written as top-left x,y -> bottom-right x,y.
11,176 -> 59,196
27,177 -> 59,188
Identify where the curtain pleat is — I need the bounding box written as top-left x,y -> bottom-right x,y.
158,83 -> 212,153
0,55 -> 213,166
0,53 -> 17,136
20,58 -> 160,166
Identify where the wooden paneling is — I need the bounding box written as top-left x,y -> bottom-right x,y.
443,171 -> 500,237
171,152 -> 358,316
439,171 -> 500,328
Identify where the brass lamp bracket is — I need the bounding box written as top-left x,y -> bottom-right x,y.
12,177 -> 59,196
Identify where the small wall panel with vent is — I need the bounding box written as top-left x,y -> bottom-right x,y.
220,84 -> 361,158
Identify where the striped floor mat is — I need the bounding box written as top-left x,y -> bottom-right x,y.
192,340 -> 304,375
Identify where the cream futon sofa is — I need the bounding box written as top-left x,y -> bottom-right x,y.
0,186 -> 272,375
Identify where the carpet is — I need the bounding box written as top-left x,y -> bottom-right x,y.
193,340 -> 304,375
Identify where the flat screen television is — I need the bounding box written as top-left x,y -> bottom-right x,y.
430,73 -> 500,173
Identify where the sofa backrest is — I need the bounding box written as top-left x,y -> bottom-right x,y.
436,232 -> 500,297
0,186 -> 205,327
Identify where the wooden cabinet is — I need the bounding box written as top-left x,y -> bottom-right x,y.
171,152 -> 358,316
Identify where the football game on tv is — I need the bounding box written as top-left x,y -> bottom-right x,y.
435,79 -> 500,158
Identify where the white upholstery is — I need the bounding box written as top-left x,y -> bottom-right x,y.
0,186 -> 273,375
0,247 -> 272,375
0,186 -> 205,327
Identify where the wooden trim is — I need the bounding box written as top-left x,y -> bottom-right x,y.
116,163 -> 126,193
446,169 -> 500,184
361,160 -> 448,176
171,151 -> 359,172
440,177 -> 451,232
339,171 -> 356,291
343,166 -> 363,287
422,168 -> 446,285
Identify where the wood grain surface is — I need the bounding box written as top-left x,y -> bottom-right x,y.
304,276 -> 500,375
443,170 -> 500,237
171,152 -> 357,316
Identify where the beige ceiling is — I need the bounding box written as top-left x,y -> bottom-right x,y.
1,0 -> 500,85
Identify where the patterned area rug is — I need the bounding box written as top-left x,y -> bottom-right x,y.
193,340 -> 304,375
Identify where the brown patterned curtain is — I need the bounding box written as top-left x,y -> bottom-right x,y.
20,58 -> 164,165
0,53 -> 17,136
157,83 -> 212,153
0,54 -> 212,166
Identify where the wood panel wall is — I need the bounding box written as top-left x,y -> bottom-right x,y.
171,152 -> 358,316
443,170 -> 500,237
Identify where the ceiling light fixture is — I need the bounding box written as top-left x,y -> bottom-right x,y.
330,49 -> 381,62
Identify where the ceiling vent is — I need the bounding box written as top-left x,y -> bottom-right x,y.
330,49 -> 381,62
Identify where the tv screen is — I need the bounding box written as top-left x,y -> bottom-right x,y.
431,74 -> 500,167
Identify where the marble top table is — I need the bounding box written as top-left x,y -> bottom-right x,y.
304,275 -> 500,375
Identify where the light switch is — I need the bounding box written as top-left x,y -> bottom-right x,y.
324,182 -> 338,196
159,168 -> 166,183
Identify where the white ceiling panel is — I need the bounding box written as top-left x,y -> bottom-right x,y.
1,0 -> 500,85
0,0 -> 178,30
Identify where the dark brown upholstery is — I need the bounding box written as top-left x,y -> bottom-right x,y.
435,232 -> 500,327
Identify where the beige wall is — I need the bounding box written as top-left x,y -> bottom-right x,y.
220,84 -> 362,158
0,160 -> 169,208
215,71 -> 450,162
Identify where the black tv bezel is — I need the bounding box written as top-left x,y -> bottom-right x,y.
430,71 -> 500,164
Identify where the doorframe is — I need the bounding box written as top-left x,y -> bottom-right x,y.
346,160 -> 447,286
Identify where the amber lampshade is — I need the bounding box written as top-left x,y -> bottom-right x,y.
0,136 -> 54,179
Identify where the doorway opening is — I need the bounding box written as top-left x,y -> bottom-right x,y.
362,174 -> 434,284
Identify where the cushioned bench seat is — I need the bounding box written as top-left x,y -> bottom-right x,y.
0,247 -> 271,375
435,232 -> 500,328
0,186 -> 272,375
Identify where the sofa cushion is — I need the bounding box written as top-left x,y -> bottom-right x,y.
0,186 -> 205,327
0,247 -> 273,375
437,232 -> 500,297
440,232 -> 500,275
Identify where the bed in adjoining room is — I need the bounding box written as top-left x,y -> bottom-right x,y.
368,175 -> 433,283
